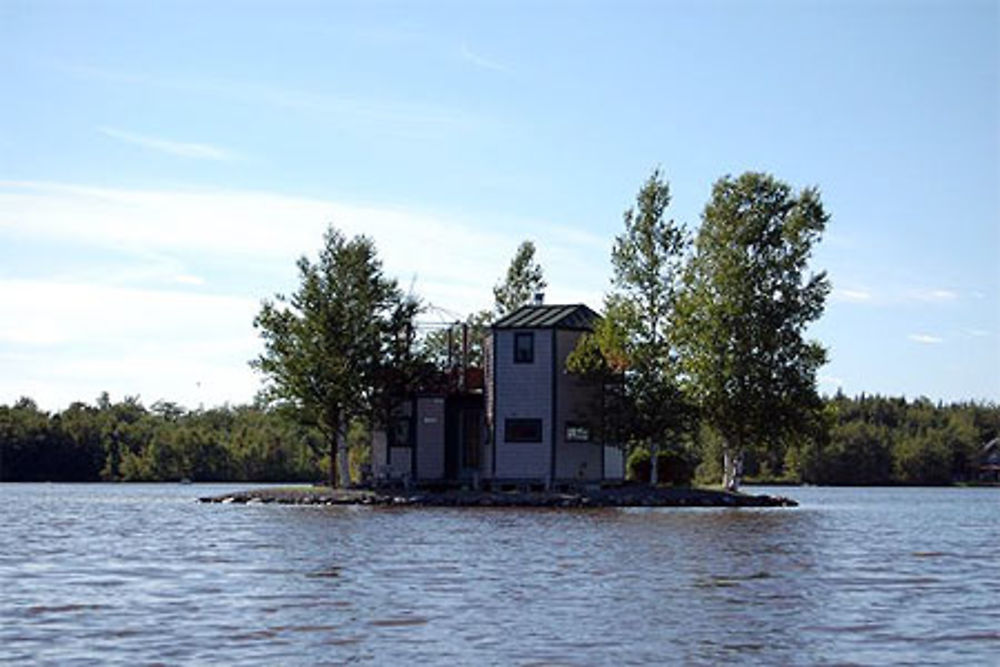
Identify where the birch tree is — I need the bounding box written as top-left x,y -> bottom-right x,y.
608,169 -> 691,484
567,168 -> 691,484
676,172 -> 829,491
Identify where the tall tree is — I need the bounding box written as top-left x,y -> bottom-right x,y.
606,168 -> 691,483
676,172 -> 830,491
493,240 -> 547,316
566,169 -> 691,484
252,226 -> 417,488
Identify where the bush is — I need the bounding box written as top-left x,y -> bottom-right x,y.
626,446 -> 693,485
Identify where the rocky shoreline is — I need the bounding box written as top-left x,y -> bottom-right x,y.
199,485 -> 798,508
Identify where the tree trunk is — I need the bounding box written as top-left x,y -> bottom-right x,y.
650,442 -> 659,487
328,431 -> 338,489
723,446 -> 744,492
338,432 -> 350,488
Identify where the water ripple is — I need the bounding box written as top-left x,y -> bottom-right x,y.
1,484 -> 998,665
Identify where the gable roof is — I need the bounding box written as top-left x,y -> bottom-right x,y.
492,304 -> 600,331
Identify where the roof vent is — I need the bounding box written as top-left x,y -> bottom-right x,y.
533,292 -> 545,306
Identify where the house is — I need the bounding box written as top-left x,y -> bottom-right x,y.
486,303 -> 624,487
979,438 -> 1000,483
371,303 -> 625,488
370,368 -> 486,486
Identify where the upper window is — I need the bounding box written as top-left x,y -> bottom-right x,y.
514,332 -> 534,364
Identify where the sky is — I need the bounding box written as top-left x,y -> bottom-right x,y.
1,0 -> 997,411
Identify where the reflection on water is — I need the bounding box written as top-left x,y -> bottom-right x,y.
1,484 -> 997,665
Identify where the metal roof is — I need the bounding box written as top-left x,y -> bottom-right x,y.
492,304 -> 600,330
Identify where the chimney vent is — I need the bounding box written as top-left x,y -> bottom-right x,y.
533,292 -> 545,306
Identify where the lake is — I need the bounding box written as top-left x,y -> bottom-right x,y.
1,484 -> 997,665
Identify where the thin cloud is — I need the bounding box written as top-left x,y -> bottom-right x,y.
0,279 -> 258,347
832,288 -> 873,303
908,333 -> 944,344
0,181 -> 613,409
460,43 -> 512,74
0,180 -> 607,316
907,288 -> 958,302
99,127 -> 236,160
66,65 -> 486,137
0,279 -> 260,408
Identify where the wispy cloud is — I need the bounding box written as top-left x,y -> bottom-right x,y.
66,64 -> 486,137
832,288 -> 873,303
460,43 -> 512,74
0,180 -> 607,315
0,278 -> 260,407
908,333 -> 944,344
962,328 -> 991,338
907,288 -> 958,302
99,127 -> 236,160
0,180 -> 612,408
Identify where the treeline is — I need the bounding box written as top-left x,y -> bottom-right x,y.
692,392 -> 998,486
0,393 -> 330,483
2,392 -> 995,485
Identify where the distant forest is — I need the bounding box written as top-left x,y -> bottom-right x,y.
1,392 -> 997,485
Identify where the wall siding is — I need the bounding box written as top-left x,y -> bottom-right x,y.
493,328 -> 551,480
604,446 -> 625,480
371,429 -> 388,477
415,396 -> 446,480
388,448 -> 412,477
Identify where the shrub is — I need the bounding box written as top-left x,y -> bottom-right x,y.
626,446 -> 693,485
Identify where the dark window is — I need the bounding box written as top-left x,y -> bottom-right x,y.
389,416 -> 412,447
505,418 -> 543,443
514,332 -> 534,364
565,422 -> 591,443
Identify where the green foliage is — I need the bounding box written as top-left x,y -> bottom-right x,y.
626,445 -> 694,486
692,424 -> 725,485
676,172 -> 830,490
4,392 -> 990,485
0,395 -> 323,482
420,310 -> 491,370
567,169 -> 693,482
493,240 -> 546,317
252,225 -> 419,487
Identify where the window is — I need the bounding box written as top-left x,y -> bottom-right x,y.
389,416 -> 412,447
514,332 -> 534,364
565,422 -> 591,443
505,418 -> 543,443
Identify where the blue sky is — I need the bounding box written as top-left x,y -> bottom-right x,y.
1,0 -> 997,410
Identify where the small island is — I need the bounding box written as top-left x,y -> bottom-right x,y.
199,484 -> 797,508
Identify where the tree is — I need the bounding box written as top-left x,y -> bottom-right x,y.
567,169 -> 692,485
610,169 -> 692,483
565,308 -> 630,456
420,310 -> 492,370
493,240 -> 547,316
676,172 -> 830,491
252,226 -> 417,488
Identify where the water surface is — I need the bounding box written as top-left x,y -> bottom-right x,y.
1,484 -> 997,665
